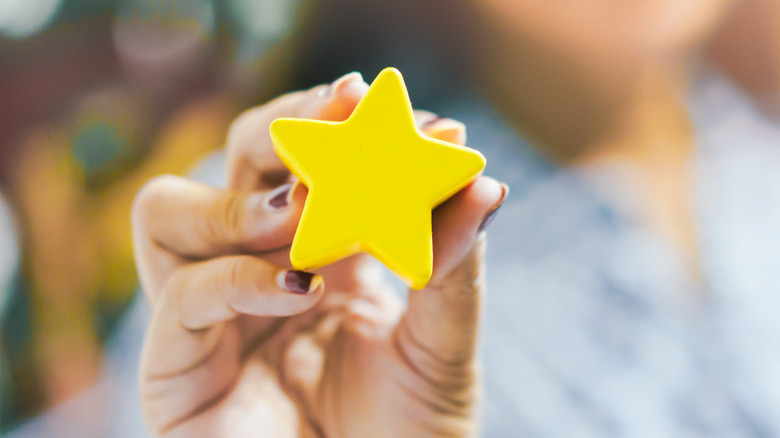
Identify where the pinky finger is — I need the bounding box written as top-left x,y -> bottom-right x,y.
420,116 -> 467,145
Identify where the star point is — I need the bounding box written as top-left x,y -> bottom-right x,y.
270,67 -> 486,289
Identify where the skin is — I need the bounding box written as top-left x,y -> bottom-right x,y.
707,0 -> 780,115
468,0 -> 734,163
133,73 -> 506,437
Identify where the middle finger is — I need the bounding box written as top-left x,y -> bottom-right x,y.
132,175 -> 307,293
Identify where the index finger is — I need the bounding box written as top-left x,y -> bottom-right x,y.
225,72 -> 369,191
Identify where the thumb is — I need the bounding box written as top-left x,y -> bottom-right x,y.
399,177 -> 507,370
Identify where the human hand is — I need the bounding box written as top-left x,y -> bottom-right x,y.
133,72 -> 507,438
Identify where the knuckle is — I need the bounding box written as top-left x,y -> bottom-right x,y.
152,265 -> 185,311
132,174 -> 179,227
218,256 -> 258,300
226,106 -> 264,144
223,257 -> 245,293
207,192 -> 248,248
226,93 -> 301,150
225,109 -> 273,161
431,238 -> 486,289
393,321 -> 477,395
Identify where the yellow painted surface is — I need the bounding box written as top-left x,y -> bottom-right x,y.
270,68 -> 486,289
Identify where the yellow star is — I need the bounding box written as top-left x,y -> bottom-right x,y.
270,68 -> 486,289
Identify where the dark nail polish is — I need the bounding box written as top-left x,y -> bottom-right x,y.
422,117 -> 441,129
267,183 -> 293,209
478,184 -> 508,232
284,271 -> 315,294
261,170 -> 290,187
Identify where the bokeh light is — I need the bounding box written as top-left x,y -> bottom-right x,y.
0,0 -> 62,38
113,0 -> 216,93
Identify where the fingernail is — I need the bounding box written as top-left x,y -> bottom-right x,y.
323,72 -> 362,97
263,182 -> 296,212
331,72 -> 363,94
260,169 -> 290,187
478,183 -> 508,233
421,116 -> 442,129
278,270 -> 322,294
329,73 -> 369,102
424,118 -> 465,132
423,118 -> 467,144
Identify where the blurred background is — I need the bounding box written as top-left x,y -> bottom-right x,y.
0,0 -> 779,436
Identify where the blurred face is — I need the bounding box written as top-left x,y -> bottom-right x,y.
473,0 -> 734,68
462,0 -> 735,159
